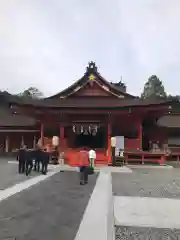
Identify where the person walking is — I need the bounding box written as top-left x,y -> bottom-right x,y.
79,148 -> 89,185
88,148 -> 96,170
18,145 -> 26,173
33,146 -> 42,172
41,148 -> 49,175
25,149 -> 33,176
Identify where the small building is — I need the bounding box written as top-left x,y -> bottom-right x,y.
1,62 -> 180,164
0,93 -> 39,154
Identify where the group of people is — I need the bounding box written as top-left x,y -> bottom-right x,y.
17,144 -> 96,184
17,145 -> 50,176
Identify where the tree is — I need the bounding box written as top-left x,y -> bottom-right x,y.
18,87 -> 43,99
141,75 -> 167,99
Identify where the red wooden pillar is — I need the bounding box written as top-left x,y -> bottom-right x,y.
138,119 -> 142,151
40,123 -> 44,147
107,123 -> 112,165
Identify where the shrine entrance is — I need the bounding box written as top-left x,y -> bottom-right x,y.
72,124 -> 106,149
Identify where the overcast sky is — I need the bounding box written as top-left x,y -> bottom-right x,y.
0,0 -> 179,97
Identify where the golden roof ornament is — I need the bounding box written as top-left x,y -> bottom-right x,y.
88,74 -> 95,81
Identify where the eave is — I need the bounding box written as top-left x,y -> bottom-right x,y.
8,97 -> 174,109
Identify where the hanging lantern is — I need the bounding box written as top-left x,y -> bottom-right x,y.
52,136 -> 59,146
73,125 -> 76,133
88,125 -> 91,134
80,125 -> 83,133
37,138 -> 42,148
111,137 -> 116,147
91,125 -> 98,134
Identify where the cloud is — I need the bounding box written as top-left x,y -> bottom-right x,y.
0,0 -> 179,96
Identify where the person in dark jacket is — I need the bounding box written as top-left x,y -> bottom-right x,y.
33,146 -> 42,172
18,145 -> 27,173
25,149 -> 34,176
41,149 -> 49,175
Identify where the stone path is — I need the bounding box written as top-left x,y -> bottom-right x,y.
114,196 -> 180,228
112,167 -> 180,239
0,161 -> 39,190
0,171 -> 98,240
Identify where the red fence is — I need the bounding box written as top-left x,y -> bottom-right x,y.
124,151 -> 166,165
65,149 -> 108,166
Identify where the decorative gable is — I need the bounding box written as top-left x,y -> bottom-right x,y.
71,80 -> 117,97
68,72 -> 125,98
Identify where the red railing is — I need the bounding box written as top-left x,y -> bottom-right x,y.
64,149 -> 108,166
124,151 -> 166,165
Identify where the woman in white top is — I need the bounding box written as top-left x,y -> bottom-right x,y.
88,149 -> 96,168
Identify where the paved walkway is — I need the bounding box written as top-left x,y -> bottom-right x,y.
113,167 -> 180,239
0,161 -> 40,190
114,196 -> 180,228
0,171 -> 98,240
8,161 -> 132,172
3,160 -> 180,239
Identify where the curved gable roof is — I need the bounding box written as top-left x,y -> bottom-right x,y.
46,62 -> 137,100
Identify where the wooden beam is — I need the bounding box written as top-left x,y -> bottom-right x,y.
0,129 -> 39,132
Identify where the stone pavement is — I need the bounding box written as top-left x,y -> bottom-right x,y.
2,160 -> 180,239
8,160 -> 133,173
0,161 -> 39,190
112,167 -> 180,239
0,171 -> 98,240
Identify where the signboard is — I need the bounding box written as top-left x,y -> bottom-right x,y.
115,136 -> 124,156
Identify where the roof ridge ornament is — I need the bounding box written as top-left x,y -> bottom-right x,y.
88,74 -> 95,81
86,61 -> 98,73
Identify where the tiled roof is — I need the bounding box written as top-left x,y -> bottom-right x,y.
6,93 -> 174,109
0,106 -> 36,126
0,94 -> 36,126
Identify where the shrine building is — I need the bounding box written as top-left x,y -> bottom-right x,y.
0,61 -> 180,165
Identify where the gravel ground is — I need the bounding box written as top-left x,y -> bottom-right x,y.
0,171 -> 98,240
113,167 -> 180,239
112,168 -> 180,198
115,226 -> 180,239
168,161 -> 180,168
